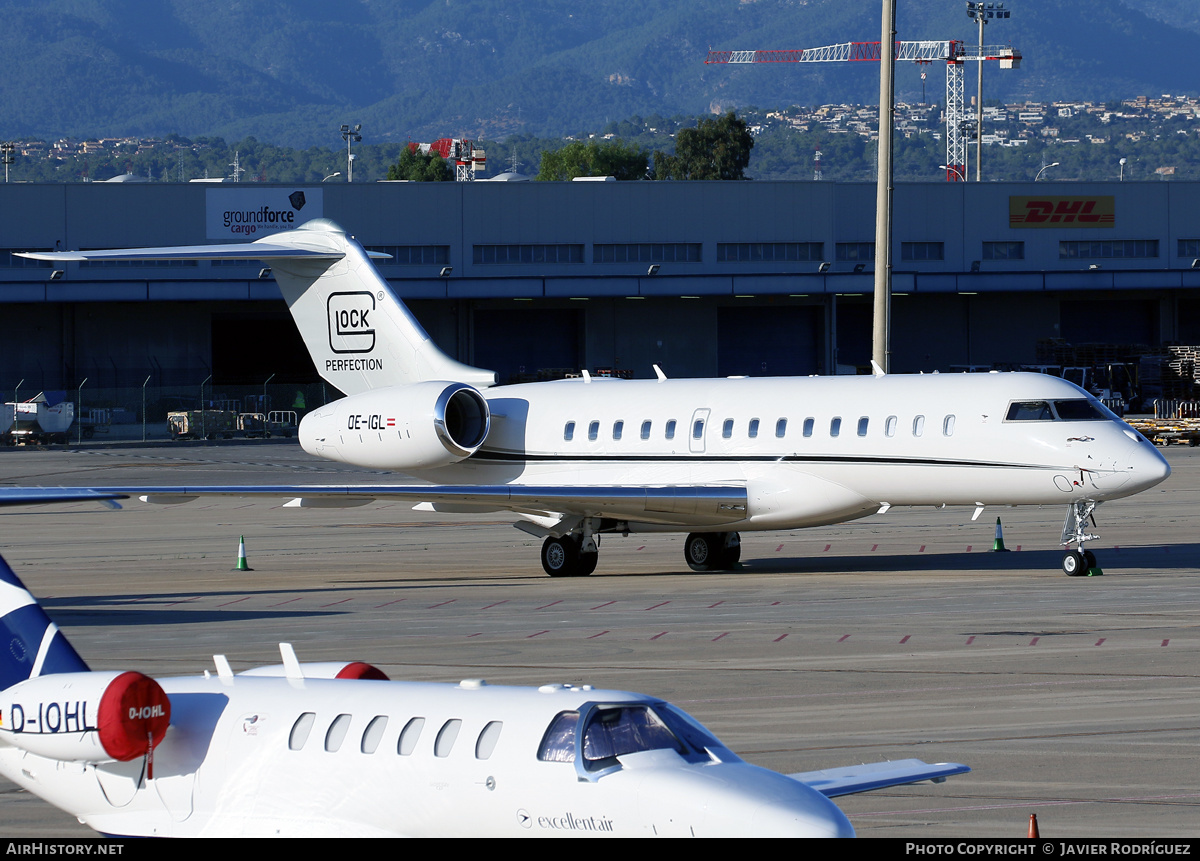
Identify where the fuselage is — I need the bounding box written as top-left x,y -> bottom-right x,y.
302,371 -> 1170,531
0,674 -> 852,837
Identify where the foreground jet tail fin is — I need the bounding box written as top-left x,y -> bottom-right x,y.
18,219 -> 496,397
0,555 -> 89,690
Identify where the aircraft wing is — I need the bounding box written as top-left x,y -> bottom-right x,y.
0,488 -> 128,507
9,485 -> 748,526
790,759 -> 971,798
17,245 -> 390,262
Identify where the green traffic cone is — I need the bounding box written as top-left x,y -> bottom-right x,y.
233,535 -> 254,571
992,517 -> 1010,552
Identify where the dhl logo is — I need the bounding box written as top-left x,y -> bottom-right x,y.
1010,196 -> 1115,228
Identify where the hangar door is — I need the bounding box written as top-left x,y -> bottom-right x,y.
473,308 -> 582,385
717,306 -> 821,377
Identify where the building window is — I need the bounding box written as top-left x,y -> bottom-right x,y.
836,242 -> 875,262
1059,240 -> 1158,259
901,242 -> 945,261
473,244 -> 583,264
982,241 -> 1024,261
595,243 -> 701,263
79,255 -> 197,268
364,245 -> 450,265
1178,239 -> 1200,258
716,242 -> 823,263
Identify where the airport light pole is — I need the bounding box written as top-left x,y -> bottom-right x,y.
142,374 -> 152,442
966,2 -> 1011,182
872,0 -> 896,373
940,164 -> 966,182
1035,162 -> 1060,181
340,125 -> 362,182
76,378 -> 87,445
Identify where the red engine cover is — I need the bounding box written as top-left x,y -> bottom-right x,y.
96,671 -> 171,762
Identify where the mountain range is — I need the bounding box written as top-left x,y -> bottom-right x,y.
4,0 -> 1199,148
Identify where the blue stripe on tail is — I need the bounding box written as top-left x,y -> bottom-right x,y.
0,554 -> 88,690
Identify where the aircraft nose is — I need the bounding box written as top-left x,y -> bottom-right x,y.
1125,432 -> 1171,492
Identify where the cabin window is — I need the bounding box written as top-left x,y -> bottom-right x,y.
943,415 -> 956,436
748,418 -> 760,438
563,421 -> 575,441
722,419 -> 734,439
885,415 -> 897,437
588,421 -> 599,441
640,420 -> 652,440
693,419 -> 705,439
361,716 -> 388,754
775,418 -> 787,438
913,415 -> 925,437
857,417 -> 869,437
435,719 -> 462,757
397,717 -> 425,756
802,417 -> 814,438
613,420 -> 624,440
665,420 -> 677,440
289,712 -> 316,751
475,721 -> 504,760
830,417 -> 842,437
325,714 -> 352,752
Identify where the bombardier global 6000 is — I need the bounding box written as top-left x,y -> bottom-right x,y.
18,220 -> 1170,577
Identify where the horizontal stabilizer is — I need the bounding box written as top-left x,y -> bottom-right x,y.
790,758 -> 970,798
18,244 -> 350,262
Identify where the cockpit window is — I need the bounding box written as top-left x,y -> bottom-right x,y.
1007,399 -> 1109,422
1006,401 -> 1053,421
536,703 -> 712,770
1053,400 -> 1108,421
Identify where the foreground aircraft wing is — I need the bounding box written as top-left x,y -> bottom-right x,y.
0,488 -> 128,507
10,485 -> 748,525
790,759 -> 971,798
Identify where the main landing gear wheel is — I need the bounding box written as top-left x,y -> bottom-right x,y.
1065,549 -> 1099,575
684,532 -> 741,572
540,536 -> 596,577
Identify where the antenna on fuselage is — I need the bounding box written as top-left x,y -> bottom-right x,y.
653,364 -> 667,381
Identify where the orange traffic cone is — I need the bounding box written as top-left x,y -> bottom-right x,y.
1028,813 -> 1040,838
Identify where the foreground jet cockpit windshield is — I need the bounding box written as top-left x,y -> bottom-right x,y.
16,221 -> 1171,577
0,553 -> 966,837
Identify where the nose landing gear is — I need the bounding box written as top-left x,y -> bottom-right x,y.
1061,500 -> 1103,577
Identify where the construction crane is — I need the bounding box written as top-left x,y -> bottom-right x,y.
705,41 -> 1022,181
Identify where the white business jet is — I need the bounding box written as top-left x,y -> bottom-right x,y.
0,552 -> 966,837
19,221 -> 1170,577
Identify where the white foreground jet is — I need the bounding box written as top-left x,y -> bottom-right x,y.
0,553 -> 966,837
18,221 -> 1171,577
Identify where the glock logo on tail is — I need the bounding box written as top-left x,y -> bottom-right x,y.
328,292 -> 376,353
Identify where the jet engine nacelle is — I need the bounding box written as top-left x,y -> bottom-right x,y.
300,381 -> 491,471
0,671 -> 170,763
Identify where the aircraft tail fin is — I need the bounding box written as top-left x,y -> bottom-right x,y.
0,554 -> 89,691
18,219 -> 497,397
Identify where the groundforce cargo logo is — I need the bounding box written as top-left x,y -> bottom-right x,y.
1009,196 -> 1115,228
328,291 -> 377,354
222,191 -> 306,235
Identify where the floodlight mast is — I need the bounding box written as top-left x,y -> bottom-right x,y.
340,124 -> 363,182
